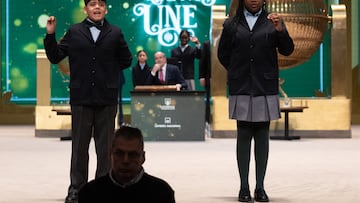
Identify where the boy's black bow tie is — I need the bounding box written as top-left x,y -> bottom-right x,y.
85,20 -> 103,30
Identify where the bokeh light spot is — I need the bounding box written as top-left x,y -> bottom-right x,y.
14,19 -> 21,27
79,0 -> 85,7
11,79 -> 29,93
10,68 -> 29,93
37,37 -> 43,45
23,43 -> 38,54
72,7 -> 87,23
38,14 -> 49,28
11,68 -> 21,77
147,38 -> 159,52
123,2 -> 129,9
135,46 -> 144,52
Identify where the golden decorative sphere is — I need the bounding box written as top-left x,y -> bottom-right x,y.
230,0 -> 329,69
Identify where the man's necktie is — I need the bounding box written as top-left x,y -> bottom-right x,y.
159,69 -> 165,84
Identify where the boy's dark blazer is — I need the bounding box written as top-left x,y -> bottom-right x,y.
44,18 -> 132,106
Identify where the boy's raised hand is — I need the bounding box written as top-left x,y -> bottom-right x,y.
46,16 -> 57,34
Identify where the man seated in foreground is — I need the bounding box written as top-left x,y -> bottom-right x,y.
78,126 -> 176,203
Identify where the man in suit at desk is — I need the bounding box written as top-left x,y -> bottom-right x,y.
146,51 -> 187,91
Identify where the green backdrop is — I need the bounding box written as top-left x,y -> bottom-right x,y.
1,0 -> 331,104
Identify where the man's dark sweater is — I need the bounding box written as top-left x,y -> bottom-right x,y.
78,173 -> 175,203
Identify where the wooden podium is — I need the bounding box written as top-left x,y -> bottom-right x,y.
134,85 -> 178,92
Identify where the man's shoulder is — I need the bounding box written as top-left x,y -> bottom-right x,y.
78,175 -> 113,202
142,173 -> 174,190
166,64 -> 181,74
166,64 -> 178,70
82,174 -> 111,189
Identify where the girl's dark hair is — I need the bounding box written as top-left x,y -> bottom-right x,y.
137,50 -> 147,57
227,0 -> 267,39
234,0 -> 245,20
226,1 -> 243,40
179,30 -> 191,38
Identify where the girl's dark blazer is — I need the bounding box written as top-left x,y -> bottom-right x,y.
218,11 -> 294,96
